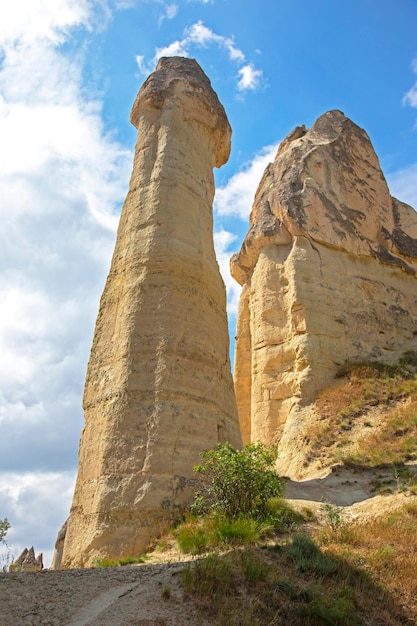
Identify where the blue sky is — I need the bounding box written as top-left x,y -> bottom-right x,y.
0,0 -> 416,567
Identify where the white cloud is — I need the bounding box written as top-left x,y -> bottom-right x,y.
186,21 -> 245,63
155,38 -> 189,60
403,85 -> 417,108
186,20 -> 220,45
148,20 -> 262,92
227,43 -> 245,63
387,163 -> 417,210
0,471 -> 76,567
165,3 -> 179,19
0,0 -> 131,562
237,63 -> 263,91
0,0 -> 92,46
403,56 -> 417,108
135,54 -> 149,75
214,143 -> 279,219
158,2 -> 179,25
214,229 -> 241,318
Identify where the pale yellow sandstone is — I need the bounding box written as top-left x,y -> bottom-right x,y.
59,57 -> 241,569
231,110 -> 417,477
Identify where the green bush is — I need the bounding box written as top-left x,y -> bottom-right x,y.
321,502 -> 343,532
192,442 -> 284,520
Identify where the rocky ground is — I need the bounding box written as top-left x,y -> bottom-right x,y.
1,465 -> 415,626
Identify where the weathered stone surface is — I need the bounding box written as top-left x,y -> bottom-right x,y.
60,57 -> 241,569
231,110 -> 417,477
50,519 -> 67,571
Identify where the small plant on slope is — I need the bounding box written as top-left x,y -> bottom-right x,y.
0,518 -> 10,544
176,442 -> 293,554
191,442 -> 284,520
0,518 -> 13,572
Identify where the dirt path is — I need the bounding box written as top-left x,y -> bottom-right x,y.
0,561 -> 212,626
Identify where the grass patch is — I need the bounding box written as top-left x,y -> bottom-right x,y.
175,492 -> 305,555
176,517 -> 218,554
175,515 -> 265,554
343,403 -> 417,466
92,554 -> 147,568
265,497 -> 306,530
313,502 -> 417,623
175,507 -> 303,555
180,534 -> 409,625
306,354 -> 417,467
282,533 -> 338,575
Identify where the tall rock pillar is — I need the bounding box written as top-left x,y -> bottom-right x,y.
60,57 -> 241,568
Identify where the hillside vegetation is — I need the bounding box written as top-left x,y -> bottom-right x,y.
306,351 -> 417,472
79,354 -> 417,624
147,354 -> 417,625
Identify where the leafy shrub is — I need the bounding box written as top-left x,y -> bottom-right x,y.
192,442 -> 284,520
0,518 -> 10,544
321,502 -> 343,531
0,518 -> 13,572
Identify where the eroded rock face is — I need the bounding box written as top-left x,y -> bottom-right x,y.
50,519 -> 67,571
60,57 -> 241,568
231,110 -> 417,476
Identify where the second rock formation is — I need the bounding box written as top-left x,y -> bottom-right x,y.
231,110 -> 417,476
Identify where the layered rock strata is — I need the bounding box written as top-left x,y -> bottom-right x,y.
231,110 -> 417,476
60,57 -> 241,568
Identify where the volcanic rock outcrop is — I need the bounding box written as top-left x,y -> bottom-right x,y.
59,57 -> 241,569
231,110 -> 417,476
11,547 -> 43,572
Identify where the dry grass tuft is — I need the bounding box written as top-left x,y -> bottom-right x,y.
181,531 -> 413,625
314,501 -> 417,623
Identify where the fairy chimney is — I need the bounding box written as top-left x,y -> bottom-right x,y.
59,57 -> 241,568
